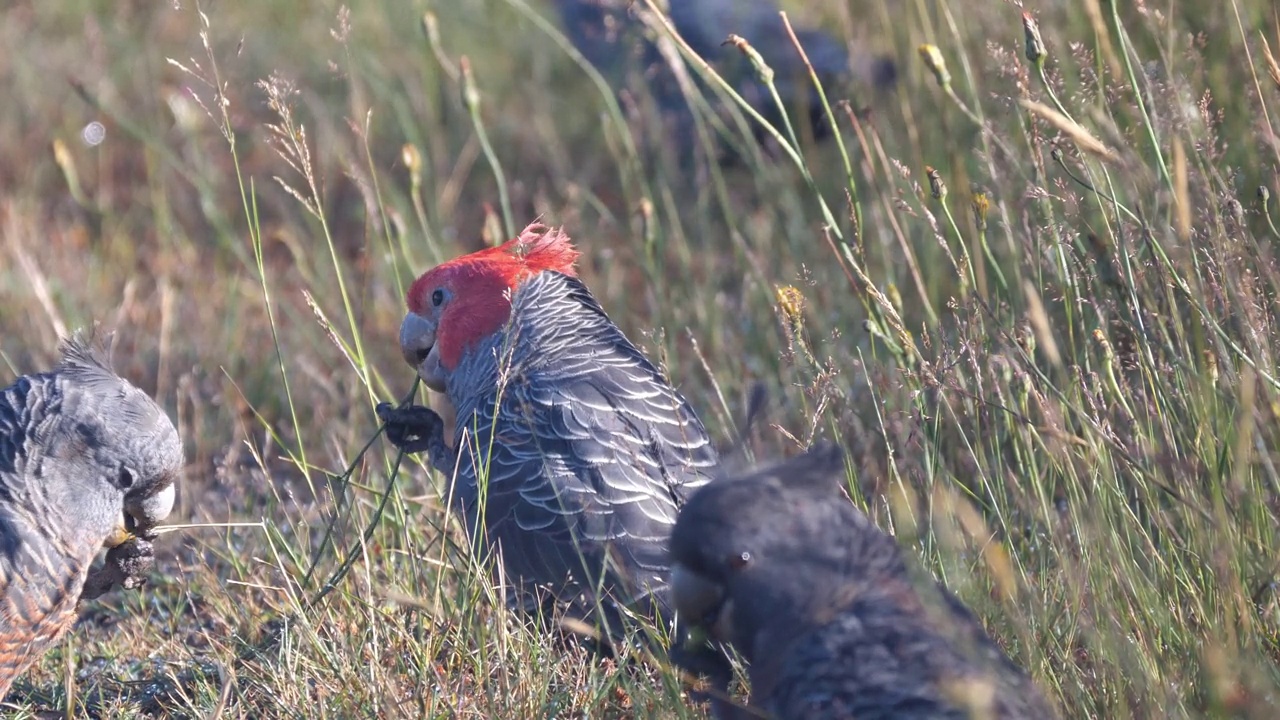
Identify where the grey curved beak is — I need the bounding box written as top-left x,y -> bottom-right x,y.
109,483 -> 176,547
399,312 -> 436,370
126,483 -> 176,533
671,562 -> 725,628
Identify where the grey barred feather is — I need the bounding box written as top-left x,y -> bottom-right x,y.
760,586 -> 1055,719
0,331 -> 183,697
442,270 -> 718,619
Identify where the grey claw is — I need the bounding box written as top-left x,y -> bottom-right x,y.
80,538 -> 157,602
375,401 -> 396,422
380,404 -> 444,455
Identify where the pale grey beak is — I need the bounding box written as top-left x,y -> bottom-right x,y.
399,312 -> 446,392
109,483 -> 176,547
126,483 -> 176,534
399,312 -> 436,369
671,562 -> 726,629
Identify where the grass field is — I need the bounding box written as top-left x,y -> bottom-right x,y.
2,0 -> 1280,717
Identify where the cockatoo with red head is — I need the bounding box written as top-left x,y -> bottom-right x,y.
378,223 -> 719,636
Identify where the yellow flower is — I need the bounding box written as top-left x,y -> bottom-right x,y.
971,192 -> 990,231
775,284 -> 806,329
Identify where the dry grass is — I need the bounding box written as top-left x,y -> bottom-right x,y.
2,0 -> 1280,717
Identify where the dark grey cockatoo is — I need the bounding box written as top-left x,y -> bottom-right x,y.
668,443 -> 1058,719
553,0 -> 896,152
0,332 -> 183,697
377,223 -> 719,638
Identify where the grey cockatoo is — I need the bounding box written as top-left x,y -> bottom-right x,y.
0,331 -> 184,697
669,443 -> 1058,719
553,0 -> 896,154
377,223 -> 719,638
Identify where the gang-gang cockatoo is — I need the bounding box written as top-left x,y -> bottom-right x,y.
554,0 -> 897,157
378,223 -> 719,638
668,444 -> 1058,720
0,331 -> 184,698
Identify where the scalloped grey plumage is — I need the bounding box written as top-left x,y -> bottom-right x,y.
435,270 -> 719,627
0,331 -> 183,698
669,444 -> 1058,719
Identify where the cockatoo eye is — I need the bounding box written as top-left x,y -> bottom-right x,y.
431,289 -> 445,307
